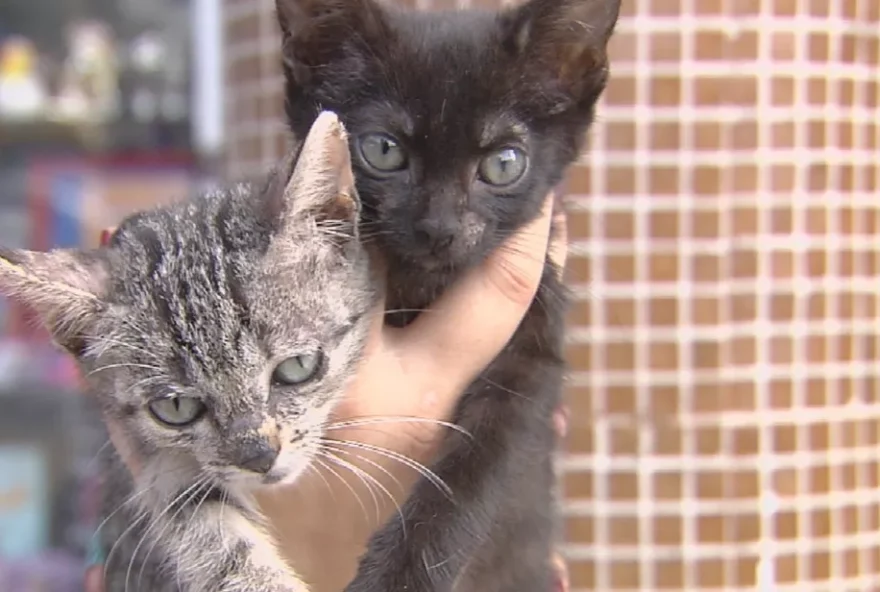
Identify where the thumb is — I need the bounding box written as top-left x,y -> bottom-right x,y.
395,194 -> 553,393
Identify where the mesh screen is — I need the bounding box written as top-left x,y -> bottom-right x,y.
223,0 -> 880,589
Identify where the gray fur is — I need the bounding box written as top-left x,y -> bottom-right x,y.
0,112 -> 377,592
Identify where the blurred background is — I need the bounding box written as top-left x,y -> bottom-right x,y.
1,0 -> 879,591
0,0 -> 219,589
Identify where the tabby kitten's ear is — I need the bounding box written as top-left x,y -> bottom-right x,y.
275,0 -> 388,86
272,111 -> 361,241
501,0 -> 621,104
0,248 -> 107,354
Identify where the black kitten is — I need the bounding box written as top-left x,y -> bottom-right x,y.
276,0 -> 620,590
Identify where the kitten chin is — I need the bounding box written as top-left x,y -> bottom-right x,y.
260,440 -> 321,488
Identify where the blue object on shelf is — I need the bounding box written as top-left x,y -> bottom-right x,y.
0,444 -> 49,558
48,172 -> 83,249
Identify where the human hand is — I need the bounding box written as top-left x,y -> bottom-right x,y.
85,193 -> 568,591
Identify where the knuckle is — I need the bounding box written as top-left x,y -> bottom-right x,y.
484,258 -> 539,307
390,415 -> 446,462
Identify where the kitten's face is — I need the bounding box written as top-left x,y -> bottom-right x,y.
279,0 -> 621,272
90,198 -> 372,490
0,113 -> 376,491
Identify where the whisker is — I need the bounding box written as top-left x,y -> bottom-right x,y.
173,481 -> 216,590
306,461 -> 337,503
123,374 -> 166,393
82,439 -> 113,474
103,511 -> 147,581
101,462 -> 201,579
477,374 -> 531,401
134,477 -> 212,590
320,438 -> 453,500
124,476 -> 210,592
324,416 -> 472,440
321,444 -> 407,537
358,232 -> 387,241
219,488 -> 229,537
383,308 -> 433,316
318,450 -> 382,524
88,362 -> 163,377
88,336 -> 161,361
315,450 -> 370,523
89,485 -> 154,554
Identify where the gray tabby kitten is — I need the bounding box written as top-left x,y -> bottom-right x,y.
0,112 -> 377,592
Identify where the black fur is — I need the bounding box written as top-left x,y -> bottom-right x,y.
277,1 -> 620,590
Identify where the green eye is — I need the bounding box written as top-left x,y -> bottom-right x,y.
148,397 -> 206,427
272,352 -> 323,386
478,147 -> 528,187
358,133 -> 407,172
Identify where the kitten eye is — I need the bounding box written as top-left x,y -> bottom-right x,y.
272,352 -> 323,386
148,397 -> 206,427
478,147 -> 528,187
358,133 -> 408,172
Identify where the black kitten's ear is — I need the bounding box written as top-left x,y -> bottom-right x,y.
274,111 -> 360,237
0,248 -> 107,354
501,0 -> 621,102
275,0 -> 388,85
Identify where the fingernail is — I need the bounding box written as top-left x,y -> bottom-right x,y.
99,229 -> 112,246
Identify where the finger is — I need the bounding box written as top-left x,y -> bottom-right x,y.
548,196 -> 568,277
553,404 -> 570,440
552,552 -> 570,592
396,194 -> 553,394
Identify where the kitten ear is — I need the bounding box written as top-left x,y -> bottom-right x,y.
275,0 -> 388,85
501,0 -> 621,103
0,248 -> 107,354
275,111 -> 360,236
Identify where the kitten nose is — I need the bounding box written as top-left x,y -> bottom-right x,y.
236,439 -> 280,474
414,219 -> 455,252
230,418 -> 281,474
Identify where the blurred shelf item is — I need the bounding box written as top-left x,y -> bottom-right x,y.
0,119 -> 105,151
0,36 -> 47,120
0,324 -> 101,592
0,10 -> 197,154
0,444 -> 49,559
0,1 -> 209,585
0,550 -> 83,592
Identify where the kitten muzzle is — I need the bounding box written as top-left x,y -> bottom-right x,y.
232,437 -> 282,474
